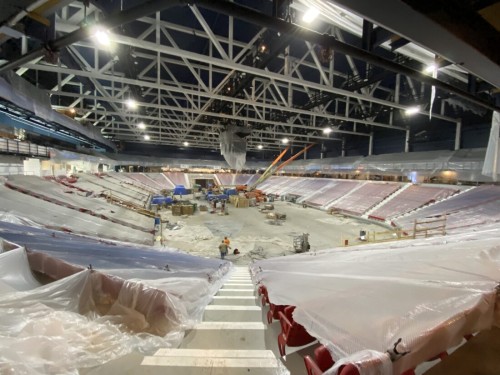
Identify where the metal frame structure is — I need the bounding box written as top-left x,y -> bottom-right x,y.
0,0 -> 498,153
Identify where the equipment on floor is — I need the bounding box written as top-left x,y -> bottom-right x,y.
293,233 -> 310,253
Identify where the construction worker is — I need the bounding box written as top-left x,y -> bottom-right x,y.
224,236 -> 230,247
219,240 -> 228,259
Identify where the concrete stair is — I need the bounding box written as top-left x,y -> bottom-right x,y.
141,267 -> 288,374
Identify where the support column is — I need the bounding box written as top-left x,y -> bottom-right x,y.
341,138 -> 346,157
369,132 -> 373,156
405,128 -> 410,153
455,119 -> 462,150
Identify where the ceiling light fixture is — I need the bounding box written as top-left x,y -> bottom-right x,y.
94,29 -> 110,46
282,138 -> 289,144
257,144 -> 263,149
424,63 -> 437,74
303,8 -> 320,23
126,99 -> 137,110
144,134 -> 150,140
183,141 -> 189,146
323,127 -> 332,134
405,106 -> 420,115
137,122 -> 146,129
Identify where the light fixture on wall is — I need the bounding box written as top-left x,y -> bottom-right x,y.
144,134 -> 150,140
126,99 -> 138,110
257,144 -> 263,149
282,138 -> 289,144
137,122 -> 146,129
183,141 -> 189,146
323,127 -> 332,134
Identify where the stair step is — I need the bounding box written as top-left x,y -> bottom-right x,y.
153,348 -> 276,358
180,328 -> 267,350
218,289 -> 255,296
212,296 -> 257,305
195,322 -> 266,330
223,283 -> 254,288
203,307 -> 263,322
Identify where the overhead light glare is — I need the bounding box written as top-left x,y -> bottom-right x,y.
303,8 -> 320,23
257,144 -> 263,149
137,122 -> 146,129
405,106 -> 420,115
424,63 -> 437,74
323,127 -> 332,134
126,99 -> 138,110
94,29 -> 110,46
282,137 -> 289,144
183,141 -> 189,146
144,134 -> 150,140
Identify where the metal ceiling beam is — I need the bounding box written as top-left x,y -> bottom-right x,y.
328,0 -> 500,89
194,0 -> 499,112
0,0 -> 188,73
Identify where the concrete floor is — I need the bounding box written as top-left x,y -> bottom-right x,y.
158,199 -> 387,264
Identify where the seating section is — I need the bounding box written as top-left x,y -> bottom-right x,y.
369,185 -> 459,220
146,173 -> 174,189
395,185 -> 500,230
127,173 -> 164,191
330,182 -> 401,215
234,174 -> 254,185
164,172 -> 189,187
215,173 -> 234,186
305,180 -> 361,207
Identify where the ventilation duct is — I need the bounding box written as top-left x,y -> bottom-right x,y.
219,125 -> 251,170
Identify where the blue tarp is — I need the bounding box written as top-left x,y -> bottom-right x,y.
173,185 -> 187,195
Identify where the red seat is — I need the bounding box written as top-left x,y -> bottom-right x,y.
267,303 -> 287,324
304,344 -> 335,375
304,355 -> 323,375
315,345 -> 334,371
258,285 -> 269,306
277,306 -> 316,356
338,364 -> 359,375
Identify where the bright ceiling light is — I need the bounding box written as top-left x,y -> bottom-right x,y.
424,64 -> 437,74
323,127 -> 332,134
405,106 -> 420,115
257,144 -> 263,150
144,134 -> 150,140
94,29 -> 110,46
183,141 -> 189,146
126,99 -> 137,110
137,122 -> 146,129
282,138 -> 289,144
303,8 -> 320,23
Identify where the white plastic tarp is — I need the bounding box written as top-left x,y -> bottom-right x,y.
482,111 -> 500,181
251,237 -> 500,375
220,126 -> 248,170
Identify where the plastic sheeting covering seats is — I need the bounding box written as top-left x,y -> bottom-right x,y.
0,221 -> 233,373
250,236 -> 500,375
0,253 -> 181,374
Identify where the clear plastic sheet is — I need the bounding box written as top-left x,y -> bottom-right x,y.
220,127 -> 249,170
395,185 -> 500,232
0,222 -> 232,374
482,112 -> 500,181
250,234 -> 500,375
0,267 -> 181,374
